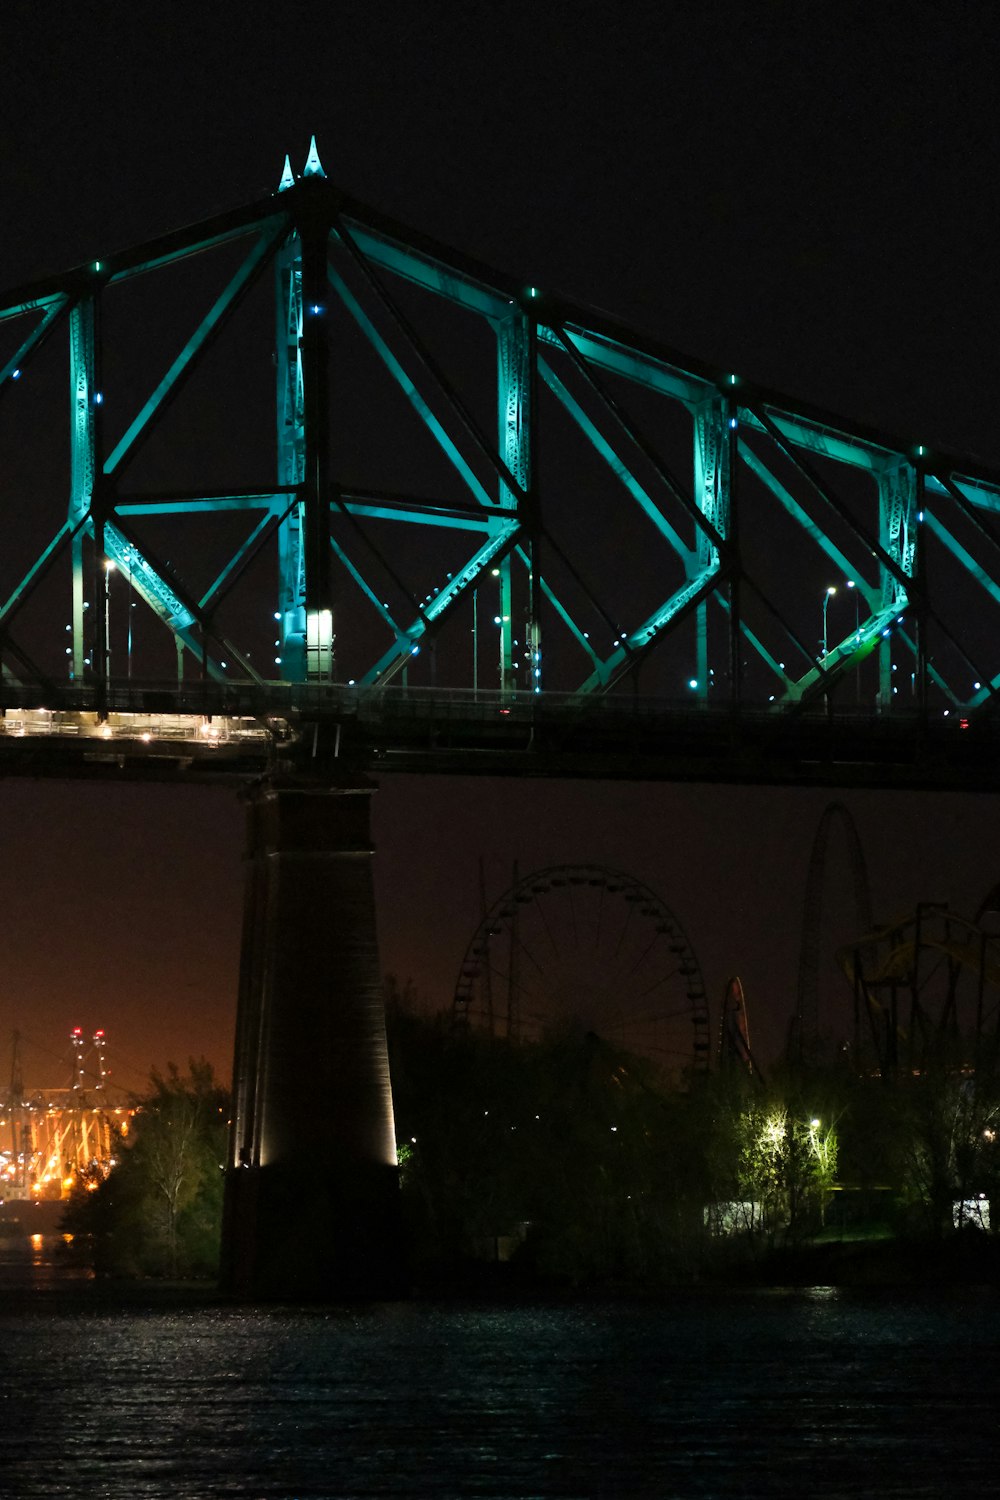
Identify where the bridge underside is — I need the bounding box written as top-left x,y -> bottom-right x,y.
2,690 -> 1000,793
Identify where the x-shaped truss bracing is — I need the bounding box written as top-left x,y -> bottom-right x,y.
2,138 -> 1000,724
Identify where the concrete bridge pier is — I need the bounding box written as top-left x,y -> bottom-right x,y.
220,777 -> 403,1299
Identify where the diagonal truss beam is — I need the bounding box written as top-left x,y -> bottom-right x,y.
358,520 -> 521,687
105,221 -> 287,477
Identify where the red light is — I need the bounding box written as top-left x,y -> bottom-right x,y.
94,1029 -> 105,1038
71,1027 -> 82,1036
960,718 -> 970,730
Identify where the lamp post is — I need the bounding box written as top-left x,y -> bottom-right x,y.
104,559 -> 115,682
127,552 -> 134,682
846,579 -> 860,702
845,579 -> 859,639
821,585 -> 837,658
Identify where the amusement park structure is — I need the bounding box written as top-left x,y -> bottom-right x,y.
840,901 -> 1000,1081
794,802 -> 874,1062
453,863 -> 710,1080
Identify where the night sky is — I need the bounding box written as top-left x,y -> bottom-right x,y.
3,1 -> 1000,1091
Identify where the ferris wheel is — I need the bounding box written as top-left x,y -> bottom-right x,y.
453,863 -> 711,1079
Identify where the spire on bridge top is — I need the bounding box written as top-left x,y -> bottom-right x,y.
303,135 -> 326,178
276,136 -> 326,193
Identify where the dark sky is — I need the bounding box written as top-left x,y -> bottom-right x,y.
3,0 -> 1000,1090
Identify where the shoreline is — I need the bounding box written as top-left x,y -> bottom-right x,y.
1,1229 -> 999,1310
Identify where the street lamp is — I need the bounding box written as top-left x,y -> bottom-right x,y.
821,585 -> 837,657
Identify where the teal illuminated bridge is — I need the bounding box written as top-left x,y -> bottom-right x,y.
3,139 -> 1000,790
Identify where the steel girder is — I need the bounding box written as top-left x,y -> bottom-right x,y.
3,141 -> 1000,722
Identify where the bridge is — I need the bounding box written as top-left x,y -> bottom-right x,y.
4,140 -> 1000,1294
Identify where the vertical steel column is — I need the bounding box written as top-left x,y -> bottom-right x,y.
724,389 -> 741,708
497,303 -> 535,694
221,780 -> 402,1299
275,238 -> 307,680
69,295 -> 98,683
877,460 -> 917,712
693,395 -> 730,702
300,213 -> 335,681
913,465 -> 928,723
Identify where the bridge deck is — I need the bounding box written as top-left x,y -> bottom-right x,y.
1,683 -> 996,792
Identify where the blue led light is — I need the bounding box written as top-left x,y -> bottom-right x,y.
11,368 -> 20,380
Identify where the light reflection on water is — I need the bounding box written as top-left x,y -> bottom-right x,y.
0,1257 -> 998,1498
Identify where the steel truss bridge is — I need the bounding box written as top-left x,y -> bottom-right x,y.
4,140 -> 1000,791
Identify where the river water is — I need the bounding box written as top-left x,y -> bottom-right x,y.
1,1238 -> 998,1498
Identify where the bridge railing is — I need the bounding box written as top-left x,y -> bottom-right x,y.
0,675 -> 940,727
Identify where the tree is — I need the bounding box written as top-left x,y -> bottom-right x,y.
63,1060 -> 229,1279
704,1068 -> 841,1250
387,999 -> 709,1286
